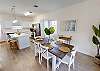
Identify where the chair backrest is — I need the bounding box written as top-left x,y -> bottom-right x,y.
34,41 -> 40,52
7,33 -> 14,39
40,44 -> 49,58
69,50 -> 76,65
40,44 -> 48,52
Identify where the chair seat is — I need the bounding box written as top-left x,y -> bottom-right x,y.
42,51 -> 53,59
61,55 -> 70,64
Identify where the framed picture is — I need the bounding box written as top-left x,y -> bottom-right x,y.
65,19 -> 77,32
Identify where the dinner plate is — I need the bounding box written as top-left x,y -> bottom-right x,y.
59,46 -> 70,53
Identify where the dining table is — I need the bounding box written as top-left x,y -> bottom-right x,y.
33,37 -> 74,71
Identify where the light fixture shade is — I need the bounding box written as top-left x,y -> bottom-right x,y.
12,19 -> 18,23
24,12 -> 32,16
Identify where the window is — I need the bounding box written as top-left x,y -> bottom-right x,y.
49,20 -> 57,34
44,20 -> 49,28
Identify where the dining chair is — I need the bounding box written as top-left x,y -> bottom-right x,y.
7,33 -> 18,49
8,39 -> 18,49
33,40 -> 41,64
40,44 -> 53,71
56,50 -> 76,71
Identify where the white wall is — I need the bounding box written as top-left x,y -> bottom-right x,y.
33,0 -> 100,57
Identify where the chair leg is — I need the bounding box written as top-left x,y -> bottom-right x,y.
41,54 -> 42,63
52,55 -> 56,71
39,52 -> 41,64
47,59 -> 49,71
73,62 -> 75,69
68,65 -> 71,71
35,46 -> 37,56
56,59 -> 61,69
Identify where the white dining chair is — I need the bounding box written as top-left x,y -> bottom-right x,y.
40,44 -> 53,71
33,40 -> 41,64
56,50 -> 76,71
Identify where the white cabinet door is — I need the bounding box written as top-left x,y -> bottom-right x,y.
17,35 -> 30,49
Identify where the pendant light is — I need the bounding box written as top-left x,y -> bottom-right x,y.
33,0 -> 39,8
11,5 -> 18,24
11,5 -> 22,31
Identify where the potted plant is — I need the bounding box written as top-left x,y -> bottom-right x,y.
44,27 -> 55,43
92,25 -> 100,59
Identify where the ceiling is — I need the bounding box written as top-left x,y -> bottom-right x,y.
0,0 -> 87,16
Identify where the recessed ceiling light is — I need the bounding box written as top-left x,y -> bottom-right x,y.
33,5 -> 39,7
24,12 -> 32,16
29,12 -> 32,13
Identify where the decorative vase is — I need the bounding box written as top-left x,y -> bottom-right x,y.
47,35 -> 50,43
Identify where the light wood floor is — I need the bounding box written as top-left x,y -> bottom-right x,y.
0,42 -> 100,71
